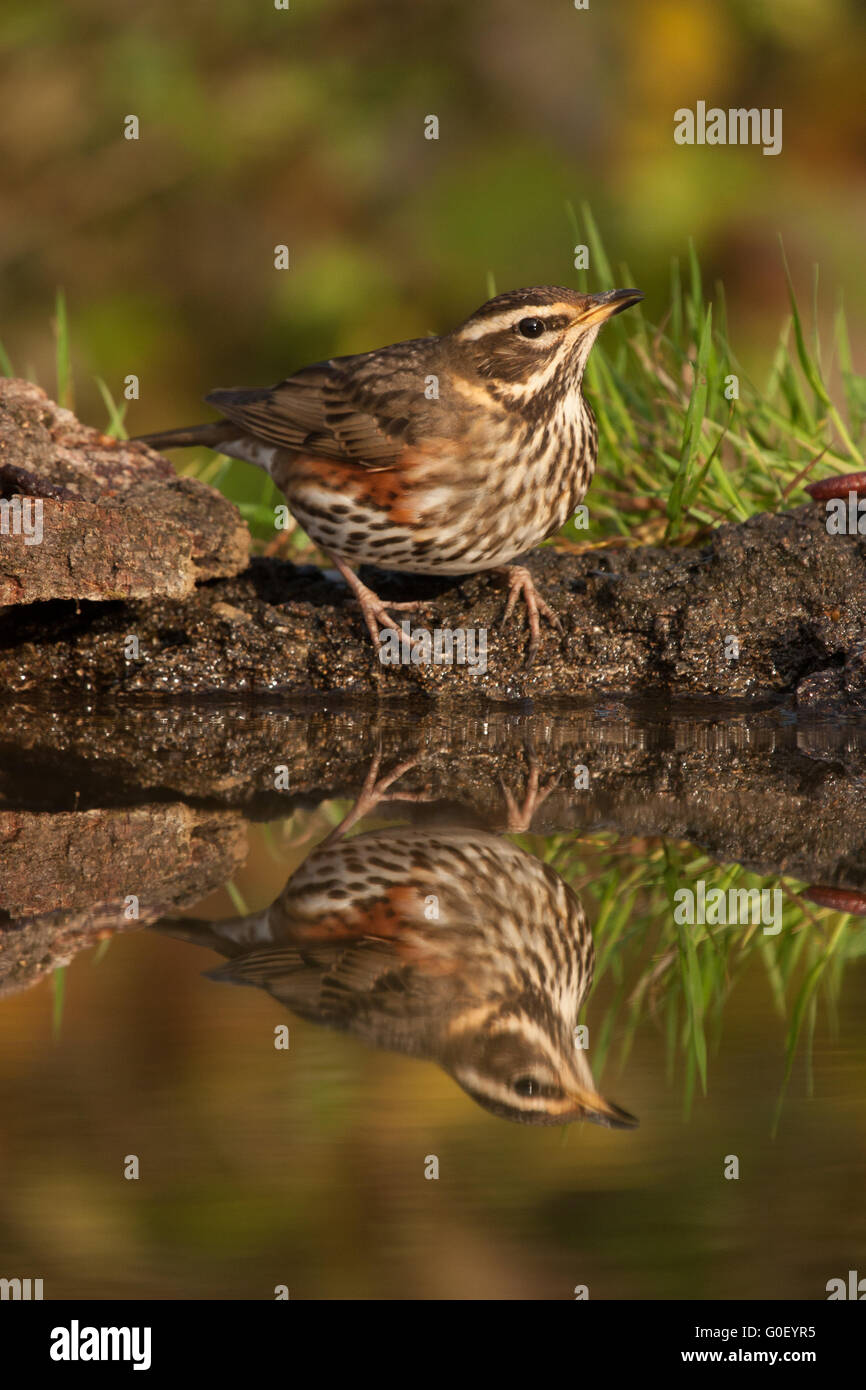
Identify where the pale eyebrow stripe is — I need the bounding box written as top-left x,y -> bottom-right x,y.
455,303 -> 576,340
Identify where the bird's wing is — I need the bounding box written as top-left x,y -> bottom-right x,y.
206,937 -> 449,1037
205,340 -> 438,467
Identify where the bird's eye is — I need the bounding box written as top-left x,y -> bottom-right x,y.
513,1075 -> 539,1097
517,317 -> 546,339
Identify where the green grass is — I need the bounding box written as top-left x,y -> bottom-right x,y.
53,288 -> 72,411
516,824 -> 864,1127
94,377 -> 128,439
561,202 -> 865,550
225,880 -> 250,916
52,966 -> 66,1040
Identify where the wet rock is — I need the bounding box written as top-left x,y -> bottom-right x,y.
796,639 -> 866,712
0,378 -> 249,603
0,803 -> 246,997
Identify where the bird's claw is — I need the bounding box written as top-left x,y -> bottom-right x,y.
498,757 -> 561,833
327,553 -> 428,650
500,565 -> 563,665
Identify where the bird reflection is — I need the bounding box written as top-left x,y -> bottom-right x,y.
163,771 -> 636,1129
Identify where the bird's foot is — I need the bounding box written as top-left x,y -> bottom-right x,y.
498,756 -> 561,833
328,555 -> 428,648
498,565 -> 563,665
323,750 -> 431,845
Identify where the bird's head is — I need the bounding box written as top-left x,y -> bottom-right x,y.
441,1005 -> 638,1129
448,284 -> 643,401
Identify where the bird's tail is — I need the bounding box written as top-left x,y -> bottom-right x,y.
133,420 -> 238,451
155,910 -> 273,958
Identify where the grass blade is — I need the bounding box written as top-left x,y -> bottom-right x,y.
54,288 -> 72,409
666,303 -> 712,539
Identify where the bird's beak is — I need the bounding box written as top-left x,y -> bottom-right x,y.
568,1085 -> 639,1129
578,288 -> 644,327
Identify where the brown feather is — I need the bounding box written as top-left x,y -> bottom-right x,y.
204,339 -> 446,467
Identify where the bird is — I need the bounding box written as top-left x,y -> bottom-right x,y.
135,285 -> 643,661
162,820 -> 637,1129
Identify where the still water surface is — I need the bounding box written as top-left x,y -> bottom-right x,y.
1,701 -> 864,1298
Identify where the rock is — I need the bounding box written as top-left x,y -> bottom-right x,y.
0,803 -> 246,998
0,378 -> 249,604
0,503 -> 863,701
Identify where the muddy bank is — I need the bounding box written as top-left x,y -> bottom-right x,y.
0,505 -> 864,704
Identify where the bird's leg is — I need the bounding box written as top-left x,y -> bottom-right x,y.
498,565 -> 563,664
327,553 -> 428,648
322,751 -> 431,846
498,756 -> 561,833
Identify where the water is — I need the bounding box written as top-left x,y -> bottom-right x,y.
1,701 -> 864,1299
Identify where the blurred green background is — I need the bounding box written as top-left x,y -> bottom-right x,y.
2,0 -> 865,435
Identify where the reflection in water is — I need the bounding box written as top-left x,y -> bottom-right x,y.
2,705 -> 866,1298
166,818 -> 637,1129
